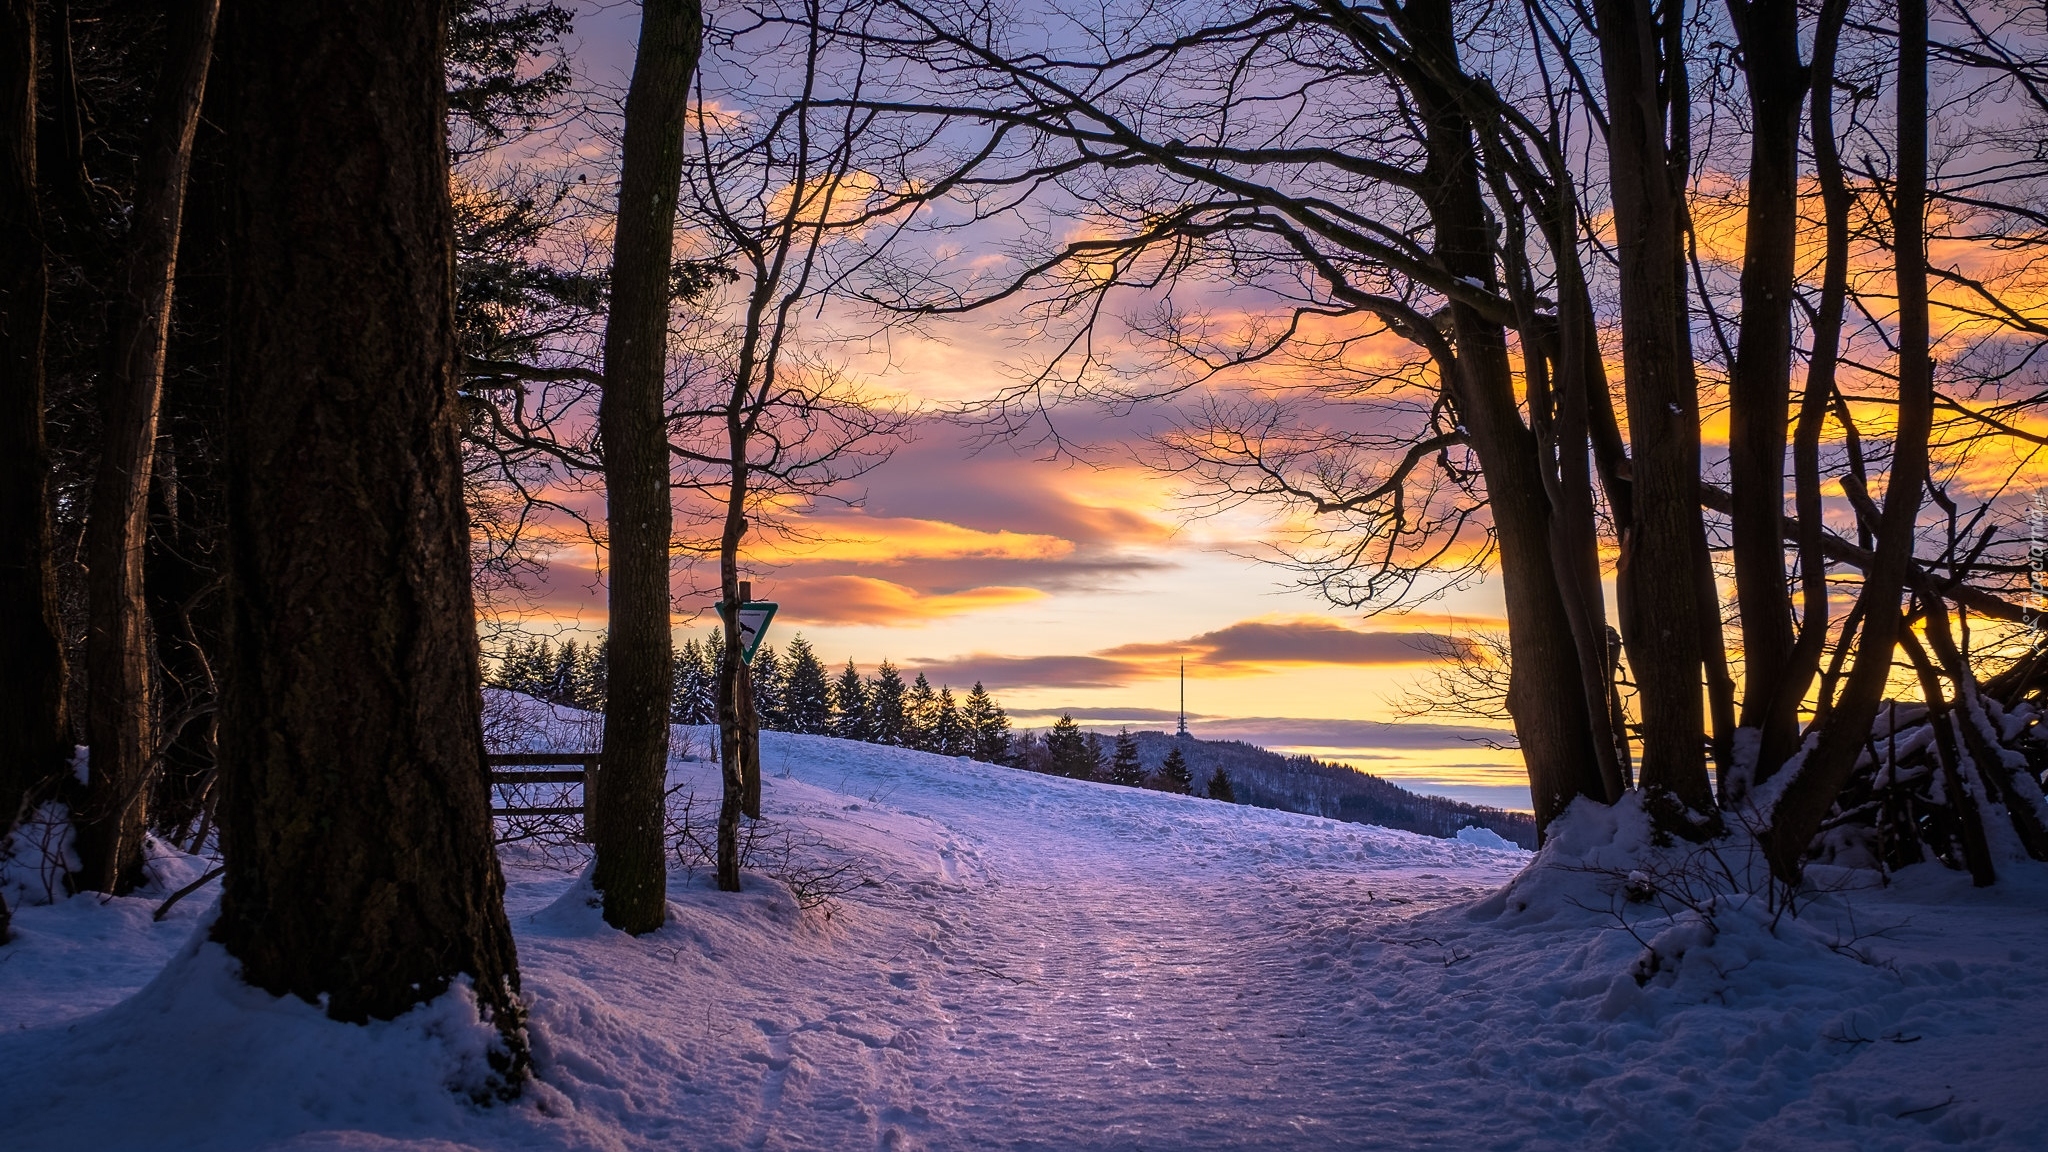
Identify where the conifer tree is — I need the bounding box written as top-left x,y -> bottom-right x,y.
868,661 -> 908,746
1046,714 -> 1088,778
671,637 -> 717,725
1153,744 -> 1193,795
751,644 -> 785,731
1081,731 -> 1107,781
933,687 -> 964,756
904,672 -> 938,751
549,639 -> 582,705
1206,767 -> 1237,803
780,635 -> 831,734
1107,728 -> 1145,787
962,681 -> 1011,764
833,660 -> 871,741
578,635 -> 609,711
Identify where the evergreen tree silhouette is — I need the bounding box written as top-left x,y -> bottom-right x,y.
579,635 -> 609,711
962,682 -> 1011,764
751,644 -> 786,730
933,686 -> 965,756
1081,731 -> 1107,781
1206,767 -> 1237,803
780,635 -> 832,734
1153,745 -> 1193,794
672,637 -> 717,725
1046,713 -> 1089,778
832,660 -> 871,741
904,672 -> 938,751
548,639 -> 582,706
1107,727 -> 1145,787
868,661 -> 908,745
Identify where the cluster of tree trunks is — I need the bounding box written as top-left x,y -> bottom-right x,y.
2,0 -> 528,1078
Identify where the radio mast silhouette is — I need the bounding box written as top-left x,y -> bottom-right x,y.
1177,658 -> 1190,739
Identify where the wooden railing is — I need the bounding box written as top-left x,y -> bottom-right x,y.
486,752 -> 598,818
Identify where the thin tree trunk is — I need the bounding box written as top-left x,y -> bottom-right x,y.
1765,0 -> 1935,882
592,0 -> 701,933
1,0 -> 73,882
1592,0 -> 1717,830
1723,0 -> 1805,791
76,0 -> 219,896
1765,0 -> 1852,789
212,0 -> 526,1076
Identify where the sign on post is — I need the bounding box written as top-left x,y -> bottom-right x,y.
717,600 -> 778,663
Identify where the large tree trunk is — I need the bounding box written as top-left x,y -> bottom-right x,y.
211,0 -> 526,1074
1,0 -> 73,887
1765,0 -> 1935,882
1592,0 -> 1717,830
592,0 -> 701,934
1396,0 -> 1610,837
76,0 -> 219,896
1723,0 -> 1806,791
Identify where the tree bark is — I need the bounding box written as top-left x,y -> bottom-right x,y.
0,0 -> 73,867
592,0 -> 701,933
212,0 -> 526,1075
1765,0 -> 1935,882
76,0 -> 219,896
1723,0 -> 1806,791
1396,0 -> 1610,837
1592,0 -> 1718,829
1766,0 -> 1852,790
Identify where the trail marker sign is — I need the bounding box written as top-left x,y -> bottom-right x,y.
717,600 -> 779,663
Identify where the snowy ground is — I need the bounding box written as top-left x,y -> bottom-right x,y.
5,714 -> 2047,1151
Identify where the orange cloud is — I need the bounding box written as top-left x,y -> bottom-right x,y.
909,616 -> 1467,689
766,575 -> 1045,625
751,515 -> 1075,566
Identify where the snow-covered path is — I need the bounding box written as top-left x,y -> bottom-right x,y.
505,732 -> 1525,1151
5,721 -> 2048,1151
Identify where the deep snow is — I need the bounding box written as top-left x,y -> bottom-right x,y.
4,702 -> 2046,1151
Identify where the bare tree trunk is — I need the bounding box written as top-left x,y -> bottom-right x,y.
76,0 -> 219,896
592,0 -> 701,933
211,0 -> 526,1075
1766,0 -> 1852,789
1,0 -> 73,894
1765,0 -> 1935,882
1397,0 -> 1609,837
1723,0 -> 1805,790
1592,0 -> 1717,830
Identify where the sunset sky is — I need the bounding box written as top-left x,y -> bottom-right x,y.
494,4 -> 1540,810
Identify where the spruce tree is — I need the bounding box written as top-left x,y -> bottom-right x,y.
1046,714 -> 1088,778
1206,767 -> 1237,803
781,635 -> 832,734
868,661 -> 908,746
933,687 -> 965,756
962,682 -> 1012,764
548,639 -> 582,706
833,660 -> 871,741
1153,745 -> 1193,795
1081,731 -> 1107,781
1108,728 -> 1145,787
904,672 -> 938,751
751,644 -> 785,731
578,634 -> 609,711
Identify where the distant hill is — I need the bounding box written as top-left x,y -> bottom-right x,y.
1120,730 -> 1536,850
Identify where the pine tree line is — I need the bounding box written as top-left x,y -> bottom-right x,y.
1011,716 -> 1231,801
489,632 -> 1015,765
